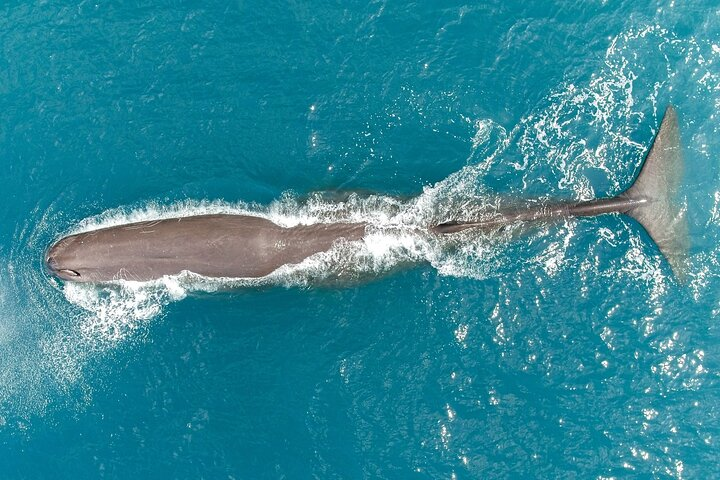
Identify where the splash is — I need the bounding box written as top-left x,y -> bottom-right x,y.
56,195 -> 482,343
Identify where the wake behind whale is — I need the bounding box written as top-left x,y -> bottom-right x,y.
46,106 -> 688,286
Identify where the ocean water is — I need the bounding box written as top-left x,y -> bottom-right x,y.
1,0 -> 719,478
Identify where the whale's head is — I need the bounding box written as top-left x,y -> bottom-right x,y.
45,234 -> 96,282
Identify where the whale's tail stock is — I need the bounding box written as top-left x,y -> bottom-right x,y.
434,106 -> 690,281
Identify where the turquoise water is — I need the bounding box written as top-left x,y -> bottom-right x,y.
2,1 -> 719,478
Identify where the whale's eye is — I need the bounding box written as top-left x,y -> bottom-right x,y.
59,269 -> 80,277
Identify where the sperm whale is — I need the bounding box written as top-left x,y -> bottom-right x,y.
46,106 -> 688,283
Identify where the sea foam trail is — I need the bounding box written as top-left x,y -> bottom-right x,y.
58,190 -> 510,346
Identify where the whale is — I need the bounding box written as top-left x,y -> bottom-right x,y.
46,106 -> 688,283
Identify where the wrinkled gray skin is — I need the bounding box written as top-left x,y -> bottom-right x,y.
46,214 -> 367,282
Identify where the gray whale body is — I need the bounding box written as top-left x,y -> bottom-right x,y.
46,106 -> 689,283
46,214 -> 366,282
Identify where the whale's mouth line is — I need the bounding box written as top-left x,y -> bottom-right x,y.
59,269 -> 81,277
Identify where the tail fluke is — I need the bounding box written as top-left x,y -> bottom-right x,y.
621,105 -> 689,281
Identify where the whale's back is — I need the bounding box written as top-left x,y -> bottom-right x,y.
47,214 -> 367,282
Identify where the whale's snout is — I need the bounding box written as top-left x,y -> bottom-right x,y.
45,237 -> 83,281
45,253 -> 58,271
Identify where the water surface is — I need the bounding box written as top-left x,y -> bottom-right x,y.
1,1 -> 719,478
